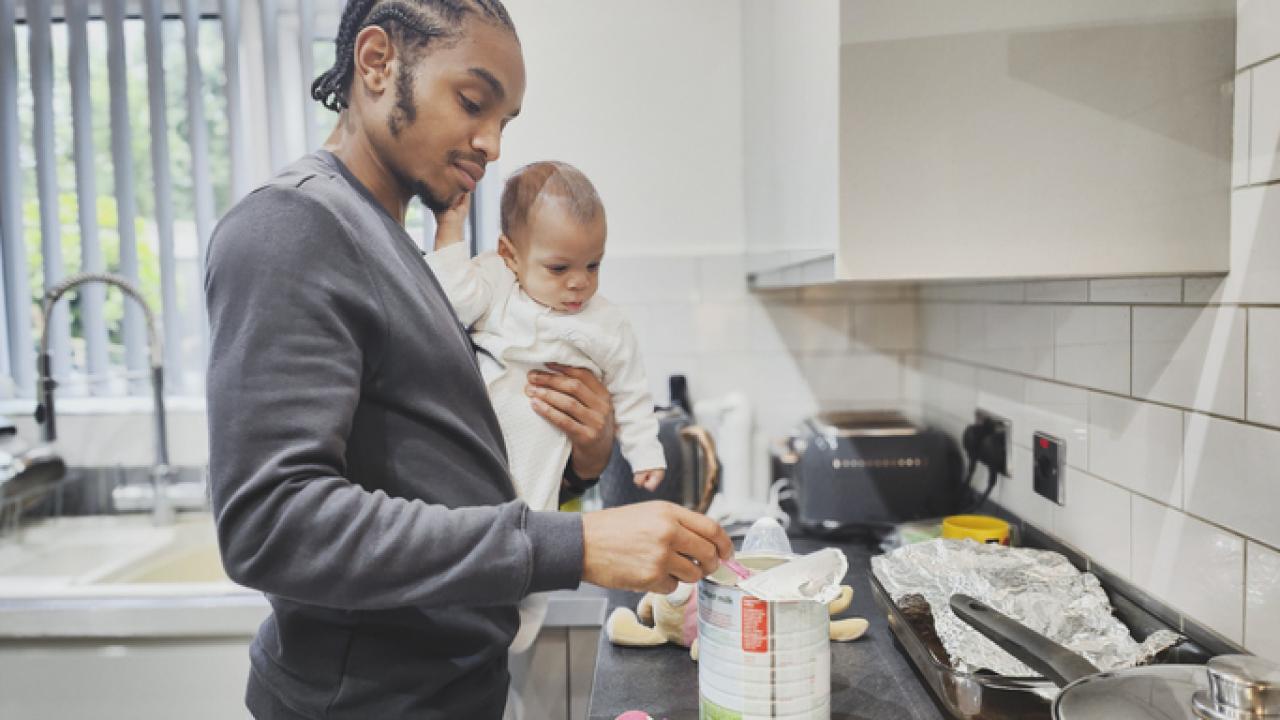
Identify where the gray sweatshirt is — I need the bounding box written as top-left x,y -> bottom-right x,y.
205,150 -> 584,719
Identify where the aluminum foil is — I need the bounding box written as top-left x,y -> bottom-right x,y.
871,539 -> 1181,677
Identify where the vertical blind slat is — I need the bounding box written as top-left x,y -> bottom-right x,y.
259,0 -> 286,172
0,0 -> 28,392
421,207 -> 437,250
181,0 -> 213,363
103,0 -> 147,394
142,0 -> 184,393
299,0 -> 317,152
219,0 -> 248,203
25,0 -> 72,388
67,0 -> 110,395
474,174 -> 499,253
466,192 -> 477,256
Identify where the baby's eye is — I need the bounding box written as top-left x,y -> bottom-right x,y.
546,265 -> 568,274
587,263 -> 600,273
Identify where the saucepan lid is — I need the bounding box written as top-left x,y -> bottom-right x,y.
950,594 -> 1280,720
1053,665 -> 1206,720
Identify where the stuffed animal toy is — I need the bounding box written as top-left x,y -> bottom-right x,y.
605,581 -> 869,660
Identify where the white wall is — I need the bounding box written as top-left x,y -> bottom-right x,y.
907,0 -> 1280,661
496,0 -> 746,257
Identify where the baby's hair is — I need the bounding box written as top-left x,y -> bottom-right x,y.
500,161 -> 605,243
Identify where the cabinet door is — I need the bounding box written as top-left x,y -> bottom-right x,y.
509,629 -> 569,720
837,0 -> 1234,281
743,0 -> 841,275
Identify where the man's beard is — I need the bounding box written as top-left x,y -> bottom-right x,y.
414,180 -> 450,214
387,65 -> 456,216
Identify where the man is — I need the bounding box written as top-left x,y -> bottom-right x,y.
204,1 -> 733,718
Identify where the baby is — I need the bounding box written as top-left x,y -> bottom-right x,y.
427,160 -> 666,515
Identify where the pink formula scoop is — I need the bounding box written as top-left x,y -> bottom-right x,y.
722,558 -> 753,580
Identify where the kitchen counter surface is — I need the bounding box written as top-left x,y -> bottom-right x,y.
587,535 -> 947,720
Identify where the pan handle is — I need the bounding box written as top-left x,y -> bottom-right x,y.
949,594 -> 1101,687
678,425 -> 719,515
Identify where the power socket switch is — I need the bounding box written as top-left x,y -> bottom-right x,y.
1033,432 -> 1065,505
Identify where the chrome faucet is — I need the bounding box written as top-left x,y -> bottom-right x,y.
34,272 -> 175,525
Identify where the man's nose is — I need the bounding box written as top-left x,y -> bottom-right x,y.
472,120 -> 502,163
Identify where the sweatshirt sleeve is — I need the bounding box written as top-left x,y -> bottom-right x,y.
204,186 -> 582,611
599,313 -> 667,472
424,243 -> 512,328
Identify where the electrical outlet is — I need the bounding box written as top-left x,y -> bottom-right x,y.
974,409 -> 1011,476
1033,431 -> 1065,505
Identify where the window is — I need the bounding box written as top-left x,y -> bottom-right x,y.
0,0 -> 482,404
1,0 -> 230,400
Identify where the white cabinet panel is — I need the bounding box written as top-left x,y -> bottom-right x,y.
743,0 -> 841,276
1250,59 -> 1280,184
836,0 -> 1234,282
0,639 -> 253,720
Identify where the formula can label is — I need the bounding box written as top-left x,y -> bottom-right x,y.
741,597 -> 769,653
700,694 -> 742,720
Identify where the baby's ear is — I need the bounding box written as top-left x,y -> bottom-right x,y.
497,235 -> 518,270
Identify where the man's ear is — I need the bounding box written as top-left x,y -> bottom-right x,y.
497,234 -> 519,272
352,25 -> 396,98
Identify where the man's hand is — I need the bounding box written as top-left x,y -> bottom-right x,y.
633,469 -> 664,491
432,191 -> 470,251
581,501 -> 733,594
527,363 -> 615,478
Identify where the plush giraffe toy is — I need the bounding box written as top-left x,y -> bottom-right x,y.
605,580 -> 869,660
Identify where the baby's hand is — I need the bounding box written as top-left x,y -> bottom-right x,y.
633,469 -> 665,491
432,191 -> 471,250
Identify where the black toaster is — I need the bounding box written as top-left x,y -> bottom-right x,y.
773,412 -> 964,538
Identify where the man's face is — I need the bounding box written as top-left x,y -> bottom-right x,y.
364,17 -> 525,213
501,198 -> 606,314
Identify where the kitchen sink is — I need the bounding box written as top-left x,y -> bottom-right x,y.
104,543 -> 228,583
0,513 -> 238,595
0,514 -> 264,720
0,511 -> 264,643
0,510 -> 603,720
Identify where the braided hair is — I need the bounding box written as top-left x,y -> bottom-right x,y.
311,0 -> 516,113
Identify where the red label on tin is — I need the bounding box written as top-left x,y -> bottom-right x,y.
741,597 -> 769,653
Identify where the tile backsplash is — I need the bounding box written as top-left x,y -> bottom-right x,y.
614,245 -> 1280,661
903,9 -> 1280,657
600,252 -> 918,502
911,264 -> 1280,659
613,1 -> 1280,662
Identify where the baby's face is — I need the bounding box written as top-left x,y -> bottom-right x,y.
502,199 -> 605,314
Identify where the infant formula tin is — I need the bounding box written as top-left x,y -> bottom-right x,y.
697,556 -> 831,720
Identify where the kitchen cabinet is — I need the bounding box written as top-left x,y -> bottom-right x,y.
508,626 -> 600,720
507,590 -> 605,720
747,0 -> 1236,288
742,0 -> 842,286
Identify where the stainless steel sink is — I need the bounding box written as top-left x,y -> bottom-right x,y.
106,543 -> 228,583
0,512 -> 244,598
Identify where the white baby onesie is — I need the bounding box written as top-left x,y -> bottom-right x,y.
426,244 -> 667,657
430,242 -> 670,655
426,243 -> 667,511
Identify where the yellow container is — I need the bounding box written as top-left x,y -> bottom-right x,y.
942,514 -> 1010,545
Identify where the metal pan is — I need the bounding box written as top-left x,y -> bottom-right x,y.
949,594 -> 1280,720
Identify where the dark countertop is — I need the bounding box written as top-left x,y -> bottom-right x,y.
586,535 -> 947,720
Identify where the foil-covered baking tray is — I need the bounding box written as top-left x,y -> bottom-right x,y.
868,540 -> 1209,719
